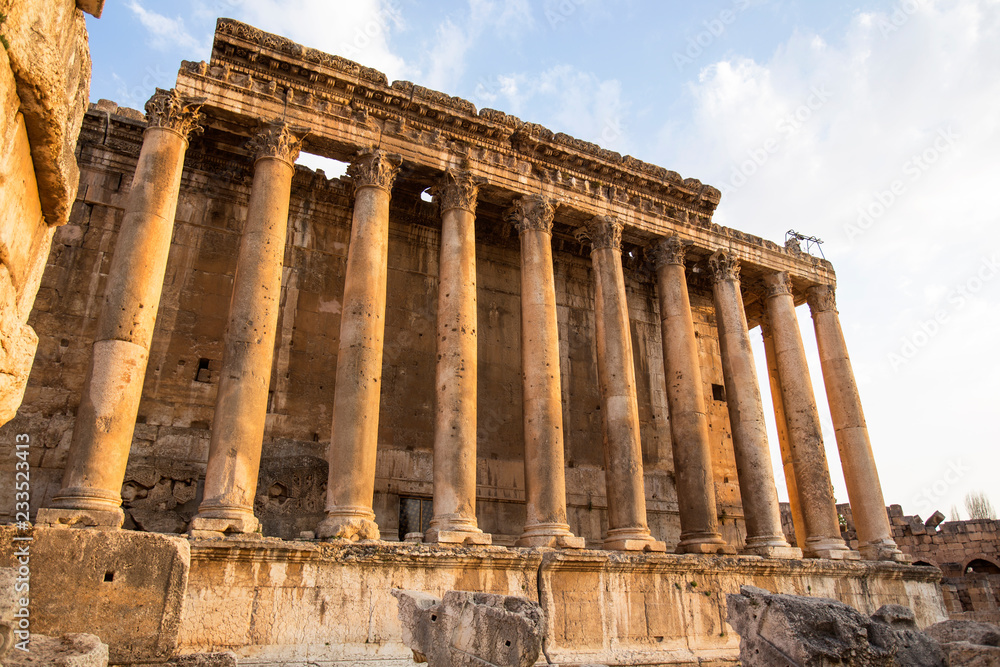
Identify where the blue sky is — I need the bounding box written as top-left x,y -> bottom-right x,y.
84,0 -> 1000,521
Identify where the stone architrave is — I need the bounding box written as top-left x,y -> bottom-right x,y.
762,272 -> 858,560
650,238 -> 730,555
37,89 -> 203,529
577,216 -> 665,552
190,120 -> 305,537
807,285 -> 908,562
423,170 -> 491,546
507,196 -> 584,549
760,314 -> 807,551
707,251 -> 799,558
317,149 -> 401,541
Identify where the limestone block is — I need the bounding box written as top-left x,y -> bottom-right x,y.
392,589 -> 544,667
167,652 -> 238,666
939,641 -> 1000,666
2,0 -> 91,227
726,585 -> 898,666
0,526 -> 190,665
75,0 -> 105,18
869,605 -> 946,666
2,633 -> 108,666
923,620 -> 1000,646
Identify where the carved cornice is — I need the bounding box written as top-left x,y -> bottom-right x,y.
575,215 -> 623,252
347,149 -> 402,193
806,284 -> 837,314
649,236 -> 687,270
431,170 -> 482,214
144,88 -> 205,138
763,272 -> 793,299
504,195 -> 556,235
708,251 -> 740,283
247,119 -> 306,165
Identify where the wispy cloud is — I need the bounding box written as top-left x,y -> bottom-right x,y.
126,0 -> 201,52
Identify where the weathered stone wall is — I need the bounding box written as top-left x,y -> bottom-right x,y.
2,106 -> 751,548
0,0 -> 98,425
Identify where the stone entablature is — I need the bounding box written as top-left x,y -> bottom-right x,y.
175,18 -> 834,292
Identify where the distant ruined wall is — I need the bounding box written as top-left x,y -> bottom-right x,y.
0,0 -> 101,425
0,106 -> 750,547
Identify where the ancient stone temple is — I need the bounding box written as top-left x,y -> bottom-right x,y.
1,18 -> 949,666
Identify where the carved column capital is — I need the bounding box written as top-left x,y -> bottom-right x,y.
763,272 -> 793,299
247,119 -> 307,166
144,88 -> 205,139
708,250 -> 740,283
806,284 -> 837,314
649,236 -> 687,270
348,149 -> 402,193
575,215 -> 622,252
431,170 -> 483,214
505,194 -> 556,234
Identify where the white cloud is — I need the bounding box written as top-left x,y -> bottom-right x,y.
666,0 -> 1000,515
126,0 -> 201,52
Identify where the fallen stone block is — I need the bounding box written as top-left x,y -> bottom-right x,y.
2,632 -> 108,666
939,641 -> 1000,666
392,589 -> 544,667
923,619 -> 1000,647
869,604 -> 946,667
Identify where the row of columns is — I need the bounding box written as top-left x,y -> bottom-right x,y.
38,88 -> 905,562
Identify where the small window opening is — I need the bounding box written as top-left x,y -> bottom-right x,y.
399,496 -> 433,539
195,358 -> 212,383
103,571 -> 115,582
712,384 -> 726,402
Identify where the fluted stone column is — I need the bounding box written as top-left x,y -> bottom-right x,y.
651,238 -> 730,554
424,171 -> 491,546
762,272 -> 858,560
37,89 -> 203,529
760,315 -> 807,551
508,196 -> 584,549
807,285 -> 908,562
317,150 -> 401,541
707,252 -> 800,558
190,121 -> 304,537
578,216 -> 665,552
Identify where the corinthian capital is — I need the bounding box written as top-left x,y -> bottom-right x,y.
806,284 -> 837,314
348,149 -> 402,193
144,88 -> 205,138
649,236 -> 687,270
575,215 -> 622,252
505,194 -> 556,234
763,272 -> 793,298
247,119 -> 307,165
708,250 -> 740,283
432,170 -> 483,213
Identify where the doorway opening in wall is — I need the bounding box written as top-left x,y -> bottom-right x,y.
399,496 -> 433,540
295,152 -> 349,179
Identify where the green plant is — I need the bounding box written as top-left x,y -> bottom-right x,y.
0,13 -> 9,51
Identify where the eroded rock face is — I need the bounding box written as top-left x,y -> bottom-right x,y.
392,589 -> 544,667
167,652 -> 239,666
2,633 -> 108,666
868,604 -> 946,667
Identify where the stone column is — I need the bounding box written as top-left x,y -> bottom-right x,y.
507,196 -> 584,549
760,315 -> 807,551
762,272 -> 858,560
317,150 -> 401,541
578,216 -> 665,552
807,285 -> 909,562
189,120 -> 304,537
37,89 -> 203,529
424,171 -> 491,546
651,238 -> 730,554
707,252 -> 800,558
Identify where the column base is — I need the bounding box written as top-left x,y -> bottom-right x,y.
859,539 -> 912,563
742,544 -> 803,559
515,523 -> 586,549
188,513 -> 260,536
316,507 -> 380,541
803,536 -> 861,560
604,527 -> 666,552
677,531 -> 736,555
425,517 -> 492,545
35,507 -> 124,529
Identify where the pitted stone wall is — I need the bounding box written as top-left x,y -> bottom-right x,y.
1,106 -> 752,548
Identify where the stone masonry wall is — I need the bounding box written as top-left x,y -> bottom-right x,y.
1,105 -> 751,548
